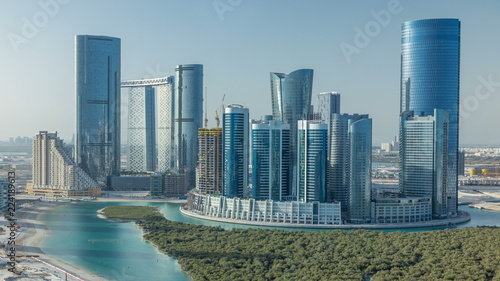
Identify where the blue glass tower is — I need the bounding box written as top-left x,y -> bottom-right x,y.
223,104 -> 249,198
251,120 -> 290,201
348,117 -> 372,223
401,18 -> 460,216
297,120 -> 327,203
270,69 -> 314,196
400,109 -> 449,219
174,64 -> 203,188
75,35 -> 121,186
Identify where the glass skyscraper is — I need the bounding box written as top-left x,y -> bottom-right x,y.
121,76 -> 174,173
251,120 -> 290,201
297,120 -> 327,203
348,117 -> 372,223
329,114 -> 369,210
174,64 -> 203,188
75,35 -> 121,186
223,104 -> 249,198
400,109 -> 449,219
270,69 -> 314,196
400,18 -> 460,216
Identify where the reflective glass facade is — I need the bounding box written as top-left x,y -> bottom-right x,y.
223,105 -> 249,198
399,110 -> 448,219
348,117 -> 372,223
401,19 -> 460,215
75,35 -> 120,186
251,121 -> 290,201
328,114 -> 369,210
270,69 -> 313,196
174,64 -> 203,188
297,120 -> 327,203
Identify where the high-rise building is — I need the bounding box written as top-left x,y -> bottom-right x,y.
121,77 -> 174,173
75,35 -> 121,186
251,120 -> 290,201
347,117 -> 372,223
399,110 -> 448,219
30,131 -> 100,195
401,18 -> 460,216
328,114 -> 369,208
0,178 -> 9,212
316,92 -> 340,126
174,64 -> 203,188
223,104 -> 249,198
150,174 -> 164,197
270,69 -> 314,196
196,128 -> 223,195
297,120 -> 327,203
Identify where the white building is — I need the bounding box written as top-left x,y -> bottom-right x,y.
187,192 -> 342,225
31,131 -> 99,194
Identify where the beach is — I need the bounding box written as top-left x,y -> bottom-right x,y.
459,190 -> 500,212
0,201 -> 107,280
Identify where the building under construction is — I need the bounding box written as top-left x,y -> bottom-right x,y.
196,128 -> 223,194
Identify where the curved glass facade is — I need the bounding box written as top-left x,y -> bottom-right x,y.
270,69 -> 314,196
174,64 -> 203,188
400,19 -> 460,215
75,35 -> 121,186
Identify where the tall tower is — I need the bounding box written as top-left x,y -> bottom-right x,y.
196,128 -> 223,195
297,120 -> 327,203
251,120 -> 290,201
329,114 -> 369,209
75,35 -> 121,186
348,117 -> 372,224
317,92 -> 341,126
174,64 -> 203,188
270,69 -> 314,196
399,110 -> 449,219
121,76 -> 174,173
223,104 -> 249,198
400,18 -> 460,216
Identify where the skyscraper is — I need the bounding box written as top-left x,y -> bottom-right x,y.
251,120 -> 290,201
223,104 -> 249,198
399,110 -> 448,219
328,114 -> 369,209
196,128 -> 223,195
297,120 -> 327,203
174,64 -> 203,188
121,76 -> 174,173
75,35 -> 121,186
128,86 -> 156,172
400,18 -> 460,216
348,117 -> 372,223
270,69 -> 314,196
316,92 -> 341,126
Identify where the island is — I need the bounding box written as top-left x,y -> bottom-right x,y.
100,206 -> 500,281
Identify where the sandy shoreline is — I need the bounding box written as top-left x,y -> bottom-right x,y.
0,201 -> 107,280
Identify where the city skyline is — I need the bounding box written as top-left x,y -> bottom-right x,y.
1,1 -> 500,145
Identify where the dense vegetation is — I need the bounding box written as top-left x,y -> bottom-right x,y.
101,206 -> 160,219
139,216 -> 500,281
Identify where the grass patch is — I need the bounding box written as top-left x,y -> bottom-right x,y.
101,206 -> 161,220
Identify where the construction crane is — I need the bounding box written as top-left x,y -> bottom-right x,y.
204,87 -> 208,128
215,94 -> 226,128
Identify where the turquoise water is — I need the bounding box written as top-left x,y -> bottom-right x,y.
39,202 -> 500,281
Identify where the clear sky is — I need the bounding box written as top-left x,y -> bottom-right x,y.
1,0 -> 499,145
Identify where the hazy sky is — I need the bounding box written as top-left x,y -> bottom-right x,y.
1,0 -> 499,145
